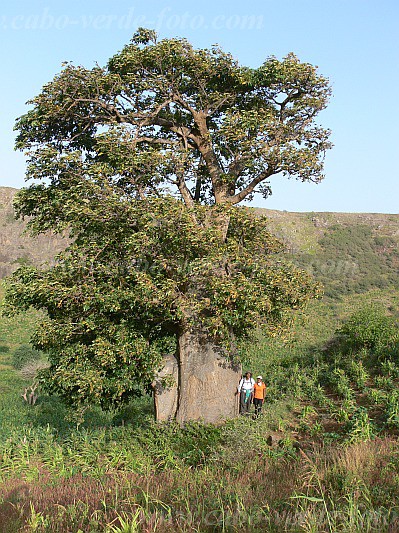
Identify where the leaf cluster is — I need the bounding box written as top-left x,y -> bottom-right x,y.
4,194 -> 319,409
15,30 -> 332,206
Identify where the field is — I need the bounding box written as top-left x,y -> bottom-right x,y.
2,281 -> 399,532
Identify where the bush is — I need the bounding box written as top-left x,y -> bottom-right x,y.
12,344 -> 43,370
19,359 -> 49,380
336,305 -> 398,355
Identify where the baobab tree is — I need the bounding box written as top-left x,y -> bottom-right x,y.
5,29 -> 331,423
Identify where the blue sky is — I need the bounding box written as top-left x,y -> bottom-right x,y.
1,0 -> 398,213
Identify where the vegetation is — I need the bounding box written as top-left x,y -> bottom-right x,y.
1,192 -> 399,531
1,28 -> 399,531
291,223 -> 399,299
5,29 -> 331,422
1,282 -> 399,531
11,344 -> 43,370
3,201 -> 319,421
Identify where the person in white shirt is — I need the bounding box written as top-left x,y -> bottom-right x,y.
237,371 -> 255,415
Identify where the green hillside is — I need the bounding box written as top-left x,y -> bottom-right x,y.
259,209 -> 399,299
2,186 -> 399,299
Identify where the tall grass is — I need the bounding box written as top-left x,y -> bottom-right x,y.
2,437 -> 399,531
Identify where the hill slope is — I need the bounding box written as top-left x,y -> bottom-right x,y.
1,186 -> 398,300
0,187 -> 67,279
260,208 -> 399,298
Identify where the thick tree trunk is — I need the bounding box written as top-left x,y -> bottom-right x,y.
176,328 -> 241,423
153,328 -> 241,424
152,353 -> 179,422
153,211 -> 240,423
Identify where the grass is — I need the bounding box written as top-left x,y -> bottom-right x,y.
2,431 -> 399,531
2,193 -> 399,530
0,284 -> 41,352
1,284 -> 399,531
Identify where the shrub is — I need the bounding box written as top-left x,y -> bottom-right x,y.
19,359 -> 49,380
345,407 -> 375,444
330,368 -> 353,400
12,344 -> 42,370
384,390 -> 399,429
336,305 -> 398,355
381,359 -> 399,378
346,359 -> 369,390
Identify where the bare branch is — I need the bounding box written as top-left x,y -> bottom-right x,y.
176,172 -> 195,209
132,136 -> 179,146
225,167 -> 276,205
194,175 -> 202,202
228,153 -> 251,179
172,93 -> 197,116
208,95 -> 231,115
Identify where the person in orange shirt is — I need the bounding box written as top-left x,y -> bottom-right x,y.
253,375 -> 266,419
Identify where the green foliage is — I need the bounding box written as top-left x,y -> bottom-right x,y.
384,390 -> 399,429
374,375 -> 394,391
11,344 -> 42,370
345,407 -> 375,444
346,359 -> 369,391
4,31 -> 330,415
366,387 -> 386,405
336,304 -> 398,356
330,368 -> 354,400
381,359 -> 399,378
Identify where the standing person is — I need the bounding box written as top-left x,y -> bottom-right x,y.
237,372 -> 255,415
253,375 -> 266,418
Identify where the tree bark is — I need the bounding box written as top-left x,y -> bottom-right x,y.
152,353 -> 179,422
153,328 -> 241,424
153,210 -> 241,424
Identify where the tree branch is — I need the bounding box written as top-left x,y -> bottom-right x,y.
194,175 -> 202,202
225,167 -> 276,205
176,172 -> 195,210
132,136 -> 179,146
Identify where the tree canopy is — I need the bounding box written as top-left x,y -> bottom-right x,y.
4,30 -> 331,417
15,28 -> 331,211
